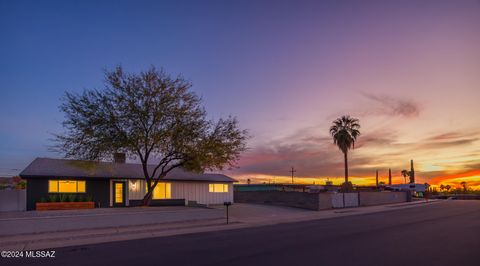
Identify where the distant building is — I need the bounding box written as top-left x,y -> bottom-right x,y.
386,183 -> 428,197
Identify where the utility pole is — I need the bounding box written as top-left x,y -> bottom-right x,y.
289,167 -> 296,184
375,170 -> 379,187
410,160 -> 415,184
388,168 -> 392,185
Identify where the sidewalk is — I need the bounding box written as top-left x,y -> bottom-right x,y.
0,206 -> 223,236
0,200 -> 440,251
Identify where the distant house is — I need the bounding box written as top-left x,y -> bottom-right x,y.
386,183 -> 428,197
20,158 -> 235,211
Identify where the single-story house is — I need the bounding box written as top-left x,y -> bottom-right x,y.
385,183 -> 428,197
19,157 -> 236,211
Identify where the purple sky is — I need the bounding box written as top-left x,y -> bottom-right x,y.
1,0 -> 479,186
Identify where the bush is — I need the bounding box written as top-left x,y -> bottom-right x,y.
16,181 -> 27,189
340,181 -> 354,193
49,194 -> 59,202
39,197 -> 47,203
67,194 -> 76,202
85,194 -> 94,202
59,194 -> 67,202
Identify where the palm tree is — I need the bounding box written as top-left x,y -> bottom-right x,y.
329,115 -> 360,184
445,184 -> 451,192
401,170 -> 410,184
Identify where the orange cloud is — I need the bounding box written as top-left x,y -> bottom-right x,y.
429,170 -> 480,190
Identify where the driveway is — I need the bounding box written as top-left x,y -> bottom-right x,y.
0,206 -> 224,236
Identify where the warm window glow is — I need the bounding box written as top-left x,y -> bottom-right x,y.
59,180 -> 77,192
77,181 -> 86,193
49,180 -> 59,192
152,183 -> 172,199
115,183 -> 123,203
48,180 -> 86,193
209,183 -> 229,193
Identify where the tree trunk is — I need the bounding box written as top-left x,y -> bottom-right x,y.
142,190 -> 153,206
142,179 -> 153,206
344,151 -> 349,184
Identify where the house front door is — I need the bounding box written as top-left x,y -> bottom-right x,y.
113,182 -> 126,207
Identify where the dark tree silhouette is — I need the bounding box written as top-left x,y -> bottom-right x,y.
53,66 -> 248,205
401,170 -> 410,184
329,115 -> 360,184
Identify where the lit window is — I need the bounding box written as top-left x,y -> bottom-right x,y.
48,180 -> 86,193
209,183 -> 229,193
49,180 -> 58,192
77,181 -> 86,193
151,183 -> 172,199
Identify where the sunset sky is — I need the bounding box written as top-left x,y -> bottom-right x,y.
1,0 -> 479,189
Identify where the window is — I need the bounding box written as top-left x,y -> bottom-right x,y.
209,183 -> 228,193
48,180 -> 86,193
115,183 -> 123,203
151,183 -> 171,199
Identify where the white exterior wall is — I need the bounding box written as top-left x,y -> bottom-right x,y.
171,182 -> 233,205
128,179 -> 145,200
126,180 -> 233,205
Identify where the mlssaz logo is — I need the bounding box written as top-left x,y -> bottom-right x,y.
25,251 -> 56,258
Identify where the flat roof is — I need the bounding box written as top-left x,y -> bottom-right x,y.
20,158 -> 236,183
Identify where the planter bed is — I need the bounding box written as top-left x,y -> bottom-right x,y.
36,202 -> 95,211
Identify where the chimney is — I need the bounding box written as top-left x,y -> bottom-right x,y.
114,153 -> 126,164
388,168 -> 392,185
410,160 -> 415,184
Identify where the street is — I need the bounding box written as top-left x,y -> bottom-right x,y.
3,200 -> 480,266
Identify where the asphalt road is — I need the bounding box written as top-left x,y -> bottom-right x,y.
3,200 -> 480,266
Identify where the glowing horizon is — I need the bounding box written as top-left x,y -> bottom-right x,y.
1,1 -> 479,188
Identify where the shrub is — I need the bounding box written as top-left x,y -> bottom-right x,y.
49,194 -> 58,202
67,194 -> 76,202
340,181 -> 354,193
16,181 -> 27,189
59,194 -> 67,202
39,197 -> 47,203
85,194 -> 94,202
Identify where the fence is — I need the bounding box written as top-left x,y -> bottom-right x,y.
234,191 -> 408,211
0,189 -> 26,212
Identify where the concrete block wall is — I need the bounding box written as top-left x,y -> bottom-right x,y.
359,191 -> 406,206
331,193 -> 344,208
234,191 -> 407,211
234,191 -> 321,210
318,193 -> 334,210
344,193 -> 359,207
0,189 -> 26,212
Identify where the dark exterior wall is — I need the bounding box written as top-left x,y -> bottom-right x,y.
26,179 -> 47,211
88,179 -> 110,208
26,178 -> 110,211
